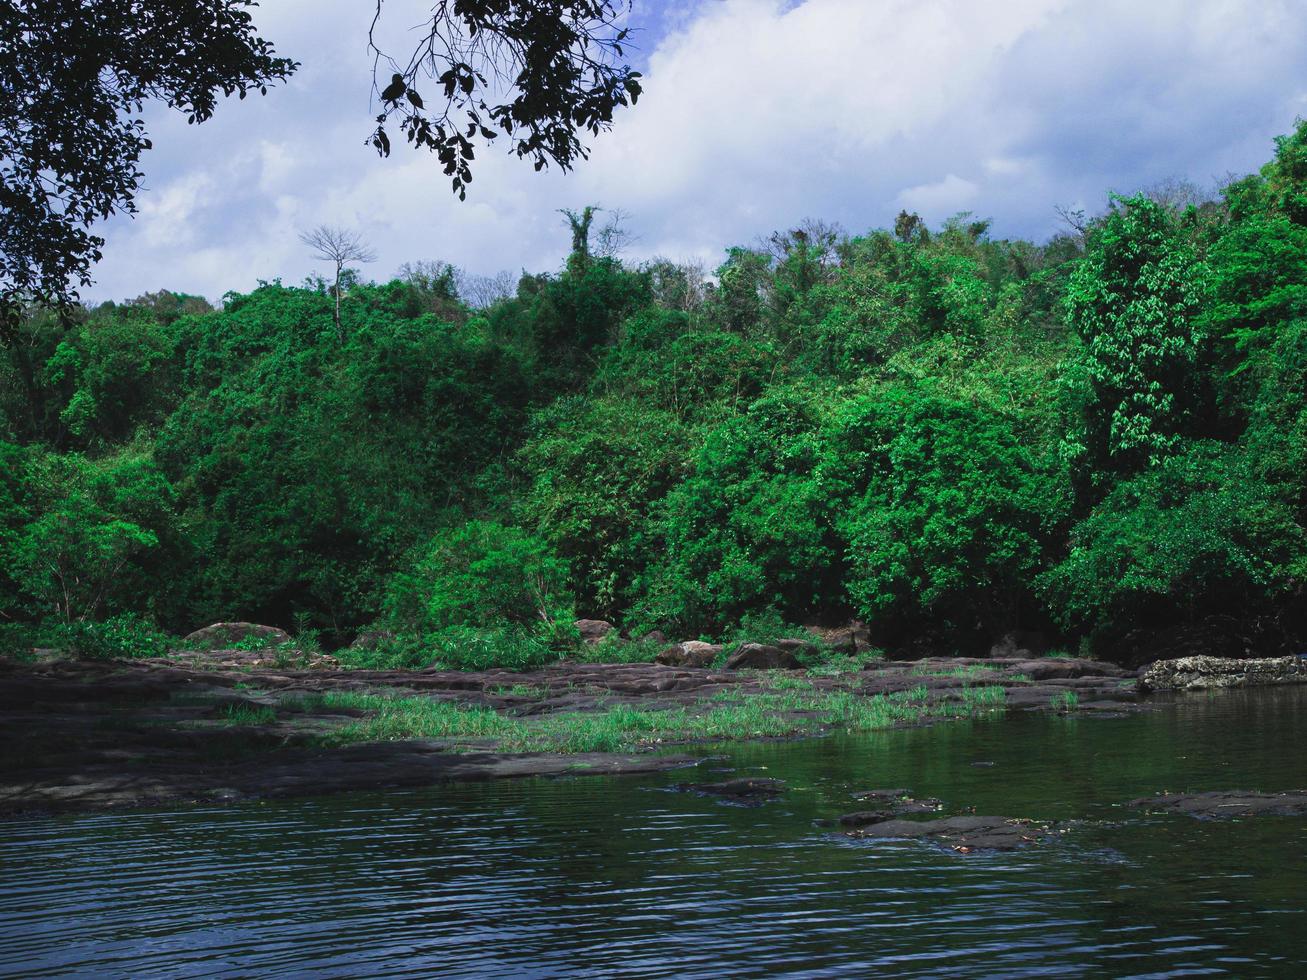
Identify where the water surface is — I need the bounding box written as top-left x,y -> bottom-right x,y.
4,688 -> 1306,977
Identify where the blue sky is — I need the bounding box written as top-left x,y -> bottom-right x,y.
86,0 -> 1307,302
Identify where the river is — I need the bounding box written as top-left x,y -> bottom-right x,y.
3,687 -> 1306,977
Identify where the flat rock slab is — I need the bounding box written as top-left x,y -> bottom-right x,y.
842,815 -> 1054,852
1129,790 -> 1307,819
0,745 -> 698,817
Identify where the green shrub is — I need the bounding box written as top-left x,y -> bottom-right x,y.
1041,442 -> 1305,637
39,614 -> 171,660
384,520 -> 574,638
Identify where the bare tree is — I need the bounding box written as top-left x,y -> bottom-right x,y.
299,226 -> 377,340
1053,203 -> 1089,237
594,208 -> 637,258
646,256 -> 708,315
456,268 -> 517,308
1139,176 -> 1212,212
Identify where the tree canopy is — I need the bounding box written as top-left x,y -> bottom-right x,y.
4,122 -> 1307,667
1,0 -> 642,327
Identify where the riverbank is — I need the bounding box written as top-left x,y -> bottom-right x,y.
0,653 -> 1142,816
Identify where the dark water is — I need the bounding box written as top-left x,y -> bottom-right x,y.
4,688 -> 1307,978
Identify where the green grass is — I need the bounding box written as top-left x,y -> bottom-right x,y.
958,685 -> 1007,708
573,635 -> 664,665
490,683 -> 550,698
805,650 -> 884,677
765,674 -> 817,692
220,703 -> 277,726
910,663 -> 996,679
311,692 -> 527,745
299,678 -> 1009,753
1050,689 -> 1079,711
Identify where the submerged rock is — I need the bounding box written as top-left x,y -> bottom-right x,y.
840,791 -> 943,826
851,787 -> 912,801
675,777 -> 786,802
182,622 -> 291,650
842,815 -> 1054,851
725,643 -> 801,670
1129,790 -> 1307,819
838,810 -> 894,827
1138,655 -> 1307,692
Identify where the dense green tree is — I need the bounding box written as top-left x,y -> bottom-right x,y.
1064,196 -> 1212,482
516,396 -> 689,618
825,387 -> 1058,646
383,519 -> 573,641
637,388 -> 840,634
1041,443 -> 1304,641
3,447 -> 179,623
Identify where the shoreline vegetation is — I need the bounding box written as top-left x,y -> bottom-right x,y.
0,642 -> 1144,816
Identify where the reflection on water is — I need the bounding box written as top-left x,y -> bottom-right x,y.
3,688 -> 1307,978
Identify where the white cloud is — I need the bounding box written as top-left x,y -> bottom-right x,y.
894,175 -> 980,221
87,0 -> 1307,302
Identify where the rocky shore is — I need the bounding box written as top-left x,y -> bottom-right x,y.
0,649 -> 1143,816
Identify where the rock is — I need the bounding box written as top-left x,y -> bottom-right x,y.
1137,655 -> 1307,692
843,790 -> 943,821
1010,657 -> 1130,682
182,622 -> 290,650
350,629 -> 395,649
775,637 -> 820,659
641,630 -> 667,646
655,640 -> 721,668
1129,790 -> 1307,819
805,621 -> 871,655
725,643 -> 801,670
574,619 -> 616,644
989,630 -> 1048,658
675,777 -> 786,802
838,809 -> 894,827
842,815 -> 1054,851
852,787 -> 912,801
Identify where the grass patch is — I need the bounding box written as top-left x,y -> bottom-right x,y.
1050,690 -> 1079,711
490,683 -> 550,698
312,692 -> 527,745
573,635 -> 663,665
302,679 -> 1008,754
220,703 -> 277,726
910,663 -> 995,680
805,650 -> 883,677
958,685 -> 1006,709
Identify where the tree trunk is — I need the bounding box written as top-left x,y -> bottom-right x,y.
333,262 -> 344,343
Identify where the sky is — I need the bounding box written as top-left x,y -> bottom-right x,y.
86,0 -> 1307,303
